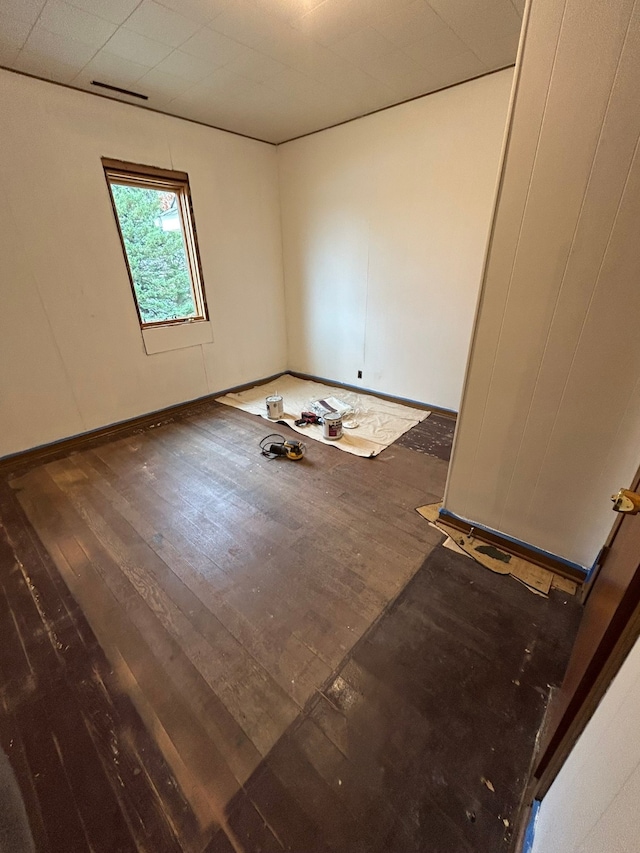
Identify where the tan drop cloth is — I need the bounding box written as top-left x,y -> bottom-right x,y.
415,503 -> 578,597
216,374 -> 430,457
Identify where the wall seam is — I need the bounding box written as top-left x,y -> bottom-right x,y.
274,145 -> 290,371
450,0 -> 568,519
504,0 -> 638,528
1,175 -> 87,432
525,134 -> 640,528
442,60 -> 527,509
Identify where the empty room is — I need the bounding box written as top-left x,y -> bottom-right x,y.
1,0 -> 640,851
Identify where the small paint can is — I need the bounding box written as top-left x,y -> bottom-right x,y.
266,395 -> 284,420
323,412 -> 343,440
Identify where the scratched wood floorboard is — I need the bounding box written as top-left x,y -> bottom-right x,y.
395,413 -> 457,461
2,402 -> 447,851
0,481 -> 199,853
207,547 -> 581,853
0,402 -> 581,852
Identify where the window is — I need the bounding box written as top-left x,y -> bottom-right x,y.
103,158 -> 208,328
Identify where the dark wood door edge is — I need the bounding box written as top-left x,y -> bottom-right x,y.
510,797 -> 535,853
438,512 -> 586,584
533,577 -> 640,796
582,467 -> 640,603
0,372 -> 285,478
288,371 -> 458,419
508,685 -> 559,852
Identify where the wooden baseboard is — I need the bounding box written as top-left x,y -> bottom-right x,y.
439,511 -> 586,584
288,371 -> 458,420
1,370 -> 456,478
0,372 -> 284,477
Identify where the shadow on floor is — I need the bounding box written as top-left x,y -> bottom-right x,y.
208,545 -> 581,853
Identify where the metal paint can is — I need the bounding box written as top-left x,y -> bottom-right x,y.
266,395 -> 284,420
323,412 -> 343,440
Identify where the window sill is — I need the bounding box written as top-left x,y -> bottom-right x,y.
142,321 -> 213,355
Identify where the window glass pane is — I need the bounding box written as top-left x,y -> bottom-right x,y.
110,184 -> 197,324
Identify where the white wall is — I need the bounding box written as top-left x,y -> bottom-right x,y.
532,636 -> 640,853
0,70 -> 286,459
277,70 -> 513,412
444,0 -> 640,569
0,68 -> 513,458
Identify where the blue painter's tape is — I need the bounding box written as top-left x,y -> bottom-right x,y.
522,799 -> 541,853
438,508 -> 588,576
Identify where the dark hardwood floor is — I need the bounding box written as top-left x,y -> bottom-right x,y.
209,547 -> 581,853
0,402 -> 580,852
395,413 -> 456,461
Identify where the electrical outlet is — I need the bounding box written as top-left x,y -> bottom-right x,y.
357,370 -> 362,379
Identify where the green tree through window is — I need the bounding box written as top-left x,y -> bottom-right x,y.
110,184 -> 197,324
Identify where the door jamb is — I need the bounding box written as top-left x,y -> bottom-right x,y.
533,589 -> 640,799
512,600 -> 640,852
513,497 -> 640,850
581,470 -> 640,603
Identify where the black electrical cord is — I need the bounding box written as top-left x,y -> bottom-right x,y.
259,433 -> 306,460
259,433 -> 287,459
